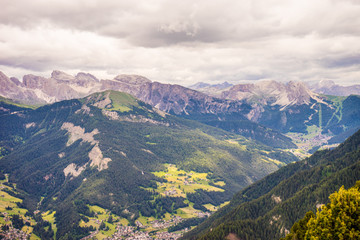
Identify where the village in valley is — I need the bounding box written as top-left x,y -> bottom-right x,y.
1,165 -> 226,239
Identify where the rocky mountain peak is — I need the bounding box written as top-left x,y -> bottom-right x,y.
222,80 -> 318,107
0,71 -> 17,91
189,82 -> 211,90
309,80 -> 360,96
9,77 -> 23,87
23,74 -> 50,89
51,70 -> 75,83
0,71 -> 8,80
75,72 -> 99,82
283,81 -> 315,105
318,79 -> 336,88
113,74 -> 152,85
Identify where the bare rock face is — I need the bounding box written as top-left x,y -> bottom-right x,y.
189,81 -> 233,97
23,73 -> 81,103
75,72 -> 99,87
0,70 -> 250,115
0,71 -> 46,104
51,70 -> 75,83
23,74 -> 53,89
113,74 -> 151,85
0,71 -> 20,93
222,80 -> 320,107
0,70 -> 322,121
309,79 -> 360,96
61,122 -> 112,175
101,77 -> 248,115
10,77 -> 23,87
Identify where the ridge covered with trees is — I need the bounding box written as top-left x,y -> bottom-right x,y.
0,92 -> 297,239
183,128 -> 360,240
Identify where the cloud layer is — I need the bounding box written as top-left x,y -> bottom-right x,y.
1,0 -> 360,85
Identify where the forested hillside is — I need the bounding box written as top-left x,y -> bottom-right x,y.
0,91 -> 297,239
282,181 -> 360,239
183,128 -> 360,240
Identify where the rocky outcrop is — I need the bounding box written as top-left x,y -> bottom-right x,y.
189,81 -> 233,97
0,70 -> 250,116
0,71 -> 45,104
309,79 -> 360,96
61,122 -> 112,176
221,80 -> 321,107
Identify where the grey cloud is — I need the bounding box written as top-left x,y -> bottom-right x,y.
321,54 -> 360,68
1,0 -> 360,86
2,0 -> 360,47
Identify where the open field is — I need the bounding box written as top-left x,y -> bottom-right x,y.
151,164 -> 224,198
0,176 -> 40,239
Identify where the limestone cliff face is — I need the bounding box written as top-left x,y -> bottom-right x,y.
101,77 -> 248,115
0,70 -> 325,123
0,71 -> 45,104
222,80 -> 320,107
0,70 -> 250,115
309,79 -> 360,96
23,73 -> 81,103
219,80 -> 327,123
0,70 -> 103,104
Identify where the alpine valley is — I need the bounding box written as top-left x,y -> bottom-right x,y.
0,90 -> 296,239
1,70 -> 360,240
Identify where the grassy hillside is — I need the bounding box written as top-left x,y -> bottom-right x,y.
183,128 -> 360,240
0,91 -> 297,239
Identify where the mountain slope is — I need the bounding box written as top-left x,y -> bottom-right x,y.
2,70 -> 360,151
183,128 -> 360,240
0,91 -> 297,239
0,70 -> 297,149
188,82 -> 233,97
309,79 -> 360,96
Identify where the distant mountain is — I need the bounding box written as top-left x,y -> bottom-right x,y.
188,82 -> 211,89
0,71 -> 297,149
222,81 -> 320,107
189,82 -> 233,91
309,79 -> 360,96
2,70 -> 360,151
219,81 -> 360,147
189,82 -> 233,97
0,92 -> 297,239
183,128 -> 360,240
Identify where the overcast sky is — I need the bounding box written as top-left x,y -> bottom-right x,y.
1,0 -> 360,86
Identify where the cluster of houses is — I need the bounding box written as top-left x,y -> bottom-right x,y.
150,215 -> 183,229
104,225 -> 152,240
155,231 -> 183,239
0,226 -> 31,240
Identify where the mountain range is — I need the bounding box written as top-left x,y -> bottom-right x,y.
2,70 -> 360,152
0,92 -> 296,239
1,69 -> 360,239
308,79 -> 360,96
